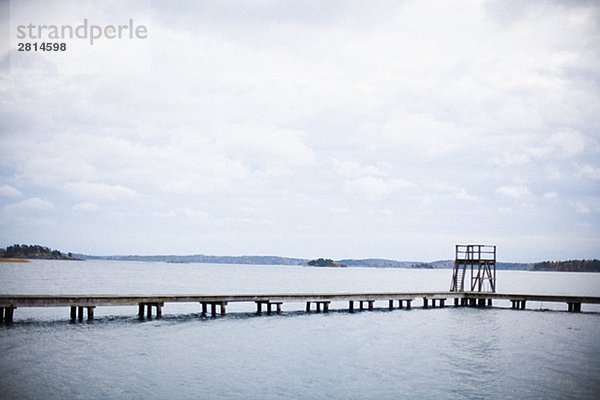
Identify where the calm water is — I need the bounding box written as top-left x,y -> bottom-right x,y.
1,260 -> 599,399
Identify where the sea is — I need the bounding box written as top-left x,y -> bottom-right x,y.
0,260 -> 599,400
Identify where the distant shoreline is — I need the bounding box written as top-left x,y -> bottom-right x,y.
2,244 -> 598,272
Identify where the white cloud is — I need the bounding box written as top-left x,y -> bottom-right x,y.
333,160 -> 361,177
348,176 -> 411,200
333,160 -> 411,200
497,185 -> 531,199
64,182 -> 138,201
491,130 -> 587,168
72,202 -> 100,212
157,208 -> 210,221
212,124 -> 315,177
333,160 -> 390,178
0,184 -> 22,198
4,197 -> 54,212
546,130 -> 586,156
381,113 -> 473,157
577,165 -> 600,180
575,202 -> 591,214
454,189 -> 480,202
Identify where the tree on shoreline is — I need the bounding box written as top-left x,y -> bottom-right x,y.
532,259 -> 600,272
0,244 -> 77,260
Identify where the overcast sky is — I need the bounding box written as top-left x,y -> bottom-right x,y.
0,0 -> 599,262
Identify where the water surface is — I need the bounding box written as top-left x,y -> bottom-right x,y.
1,261 -> 599,399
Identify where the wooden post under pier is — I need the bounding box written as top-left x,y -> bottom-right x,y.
305,301 -> 330,313
267,302 -> 282,315
87,306 -> 95,322
69,305 -> 95,322
511,300 -> 526,309
1,306 -> 16,324
199,301 -> 226,318
137,302 -> 164,319
4,306 -> 15,324
385,299 -> 413,310
354,300 -> 376,311
422,298 -> 446,308
256,300 -> 282,315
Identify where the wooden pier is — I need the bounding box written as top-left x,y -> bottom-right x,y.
1,291 -> 599,324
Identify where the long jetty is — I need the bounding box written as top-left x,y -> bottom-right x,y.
1,291 -> 599,324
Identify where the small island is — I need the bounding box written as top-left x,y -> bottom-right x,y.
0,244 -> 79,261
307,258 -> 346,268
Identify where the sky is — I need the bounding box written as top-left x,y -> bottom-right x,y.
0,0 -> 599,262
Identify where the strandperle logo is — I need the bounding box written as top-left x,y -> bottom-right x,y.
16,19 -> 148,45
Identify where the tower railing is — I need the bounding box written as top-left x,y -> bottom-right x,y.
450,244 -> 496,292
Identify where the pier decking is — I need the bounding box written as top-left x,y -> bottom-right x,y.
1,291 -> 599,324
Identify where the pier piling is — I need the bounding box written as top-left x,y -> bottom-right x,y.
137,303 -> 163,319
1,306 -> 15,324
4,306 -> 14,324
256,300 -> 281,315
305,301 -> 330,313
199,302 -> 225,318
87,306 -> 95,322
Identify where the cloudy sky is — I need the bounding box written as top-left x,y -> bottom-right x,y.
0,0 -> 599,262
